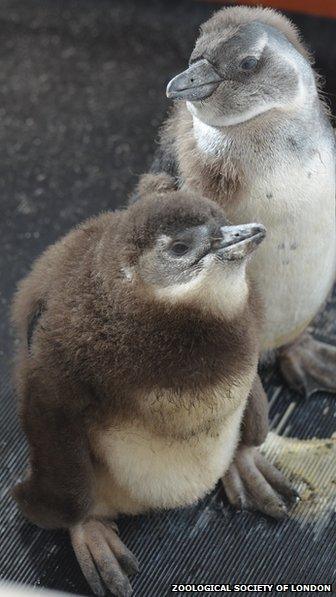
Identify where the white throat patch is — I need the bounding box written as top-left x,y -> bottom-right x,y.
155,255 -> 248,319
192,115 -> 230,156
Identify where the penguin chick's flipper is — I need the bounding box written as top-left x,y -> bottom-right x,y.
13,366 -> 140,596
128,133 -> 178,204
71,520 -> 139,597
222,375 -> 298,520
278,331 -> 336,398
12,368 -> 95,529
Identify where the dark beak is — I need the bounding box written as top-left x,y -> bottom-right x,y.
213,223 -> 266,261
166,59 -> 222,101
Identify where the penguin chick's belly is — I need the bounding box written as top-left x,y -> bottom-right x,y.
92,400 -> 246,518
227,156 -> 336,351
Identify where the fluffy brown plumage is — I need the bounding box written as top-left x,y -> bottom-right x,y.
13,176 -> 259,595
12,177 -> 273,596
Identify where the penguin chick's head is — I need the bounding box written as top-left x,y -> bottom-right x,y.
166,6 -> 313,127
118,176 -> 265,311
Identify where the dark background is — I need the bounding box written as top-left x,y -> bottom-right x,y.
0,1 -> 335,595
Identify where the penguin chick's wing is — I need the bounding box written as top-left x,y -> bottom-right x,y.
150,132 -> 179,179
222,375 -> 298,519
240,374 -> 268,447
13,364 -> 95,530
11,358 -> 141,596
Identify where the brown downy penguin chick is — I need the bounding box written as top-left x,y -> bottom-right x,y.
12,174 -> 294,597
162,6 -> 336,398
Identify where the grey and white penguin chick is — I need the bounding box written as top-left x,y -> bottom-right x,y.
12,174 -> 295,597
161,6 -> 336,398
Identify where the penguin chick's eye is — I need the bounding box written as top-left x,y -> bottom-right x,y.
170,241 -> 190,256
240,56 -> 258,71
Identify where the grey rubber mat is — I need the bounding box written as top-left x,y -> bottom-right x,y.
0,1 -> 335,595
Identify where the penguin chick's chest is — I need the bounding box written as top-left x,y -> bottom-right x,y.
192,121 -> 336,351
234,149 -> 336,350
92,381 -> 252,517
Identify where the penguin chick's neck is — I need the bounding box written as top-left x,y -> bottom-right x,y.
154,256 -> 249,320
185,81 -> 325,196
190,82 -> 317,154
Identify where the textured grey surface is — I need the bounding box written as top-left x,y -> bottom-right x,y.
0,1 -> 336,596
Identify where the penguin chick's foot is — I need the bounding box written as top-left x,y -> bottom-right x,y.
278,332 -> 336,398
70,519 -> 139,597
222,446 -> 298,520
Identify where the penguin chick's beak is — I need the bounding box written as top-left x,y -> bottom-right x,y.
166,59 -> 222,101
213,223 -> 266,261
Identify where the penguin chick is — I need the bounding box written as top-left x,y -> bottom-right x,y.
12,179 -> 292,597
161,6 -> 336,398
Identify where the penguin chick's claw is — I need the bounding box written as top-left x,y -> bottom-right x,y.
222,446 -> 298,520
278,332 -> 336,398
70,519 -> 139,597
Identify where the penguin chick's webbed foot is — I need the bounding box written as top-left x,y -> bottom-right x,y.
222,446 -> 298,520
279,332 -> 336,398
70,519 -> 139,597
